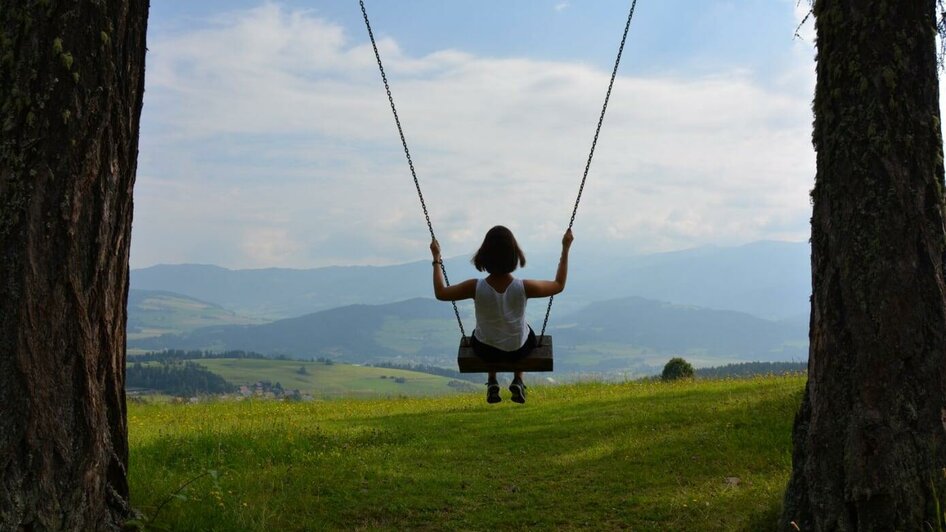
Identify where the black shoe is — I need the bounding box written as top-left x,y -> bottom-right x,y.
486,382 -> 501,404
509,381 -> 526,404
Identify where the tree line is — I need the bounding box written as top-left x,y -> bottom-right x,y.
132,349 -> 334,365
695,361 -> 806,379
127,361 -> 233,397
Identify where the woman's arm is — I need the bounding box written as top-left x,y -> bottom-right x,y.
524,229 -> 574,298
431,239 -> 476,301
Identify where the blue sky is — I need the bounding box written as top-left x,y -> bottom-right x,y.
133,1 -> 816,268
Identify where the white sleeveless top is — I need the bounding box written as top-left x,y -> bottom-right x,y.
473,278 -> 529,352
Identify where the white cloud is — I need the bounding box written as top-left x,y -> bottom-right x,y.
134,3 -> 816,269
555,2 -> 570,12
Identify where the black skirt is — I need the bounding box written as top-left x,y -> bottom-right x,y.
470,327 -> 537,362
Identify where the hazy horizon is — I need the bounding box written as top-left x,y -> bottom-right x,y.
131,237 -> 811,272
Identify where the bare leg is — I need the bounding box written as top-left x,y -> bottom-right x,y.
488,371 -> 498,384
514,371 -> 524,383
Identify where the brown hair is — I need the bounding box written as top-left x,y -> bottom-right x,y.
472,226 -> 526,274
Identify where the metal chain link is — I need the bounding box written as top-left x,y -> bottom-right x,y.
538,0 -> 638,346
359,0 -> 466,338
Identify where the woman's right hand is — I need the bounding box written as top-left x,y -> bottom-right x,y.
562,228 -> 574,249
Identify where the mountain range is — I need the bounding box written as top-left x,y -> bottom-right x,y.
127,240 -> 813,373
128,295 -> 808,373
131,240 -> 811,321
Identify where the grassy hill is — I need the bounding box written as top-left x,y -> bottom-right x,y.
193,358 -> 476,398
127,289 -> 265,342
128,375 -> 804,530
129,355 -> 477,398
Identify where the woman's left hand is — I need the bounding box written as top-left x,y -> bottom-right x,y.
430,239 -> 441,260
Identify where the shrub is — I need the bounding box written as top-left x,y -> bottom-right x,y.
662,357 -> 694,382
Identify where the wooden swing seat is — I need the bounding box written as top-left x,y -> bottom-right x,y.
457,336 -> 553,373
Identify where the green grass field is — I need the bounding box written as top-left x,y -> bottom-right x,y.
129,375 -> 804,530
137,358 -> 476,398
201,358 -> 476,397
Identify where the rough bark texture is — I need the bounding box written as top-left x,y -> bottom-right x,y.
781,0 -> 946,530
0,1 -> 148,530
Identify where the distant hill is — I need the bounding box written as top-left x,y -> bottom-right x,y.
130,261 -> 438,320
129,356 -> 475,398
183,358 -> 476,398
554,297 -> 807,358
128,296 -> 808,372
567,240 -> 811,320
129,298 -> 460,363
127,289 -> 266,341
131,240 -> 811,320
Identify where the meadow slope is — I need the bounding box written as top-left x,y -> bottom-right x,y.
193,358 -> 476,398
129,376 -> 804,531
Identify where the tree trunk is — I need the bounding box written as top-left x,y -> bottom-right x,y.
781,1 -> 946,530
0,1 -> 148,529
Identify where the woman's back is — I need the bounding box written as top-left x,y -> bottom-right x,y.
474,277 -> 529,352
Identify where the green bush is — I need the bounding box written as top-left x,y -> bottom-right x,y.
662,357 -> 694,382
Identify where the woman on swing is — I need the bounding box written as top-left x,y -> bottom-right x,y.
430,226 -> 573,404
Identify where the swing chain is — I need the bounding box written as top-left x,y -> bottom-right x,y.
361,0 -> 637,346
441,262 -> 466,339
538,0 -> 638,346
360,0 -> 467,338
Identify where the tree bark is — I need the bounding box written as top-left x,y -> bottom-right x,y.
0,1 -> 148,529
781,0 -> 946,530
